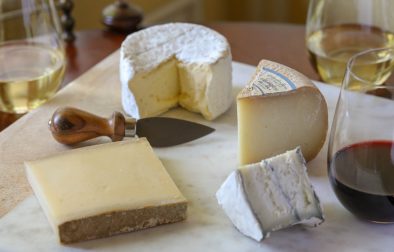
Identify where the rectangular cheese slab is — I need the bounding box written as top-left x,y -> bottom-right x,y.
25,138 -> 187,244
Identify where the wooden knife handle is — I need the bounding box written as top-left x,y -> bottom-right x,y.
49,107 -> 129,145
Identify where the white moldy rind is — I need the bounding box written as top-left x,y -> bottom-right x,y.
216,147 -> 324,242
216,171 -> 264,241
120,23 -> 233,120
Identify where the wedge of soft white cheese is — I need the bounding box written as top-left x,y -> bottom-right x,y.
120,22 -> 232,120
216,147 -> 324,241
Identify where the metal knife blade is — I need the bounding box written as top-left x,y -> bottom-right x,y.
49,107 -> 215,146
136,117 -> 215,147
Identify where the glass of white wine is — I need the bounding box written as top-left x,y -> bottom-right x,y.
0,0 -> 66,114
306,0 -> 394,85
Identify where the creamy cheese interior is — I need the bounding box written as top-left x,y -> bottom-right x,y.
130,58 -> 180,117
240,147 -> 322,232
238,87 -> 327,165
127,55 -> 231,120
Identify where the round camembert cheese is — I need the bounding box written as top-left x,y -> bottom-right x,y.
120,23 -> 233,120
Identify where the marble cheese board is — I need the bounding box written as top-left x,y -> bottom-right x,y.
1,51 -> 394,251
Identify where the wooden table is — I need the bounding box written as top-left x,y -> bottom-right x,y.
0,22 -> 317,131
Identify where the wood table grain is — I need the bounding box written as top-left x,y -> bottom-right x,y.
0,23 -> 318,131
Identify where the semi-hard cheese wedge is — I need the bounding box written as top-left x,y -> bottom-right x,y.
25,138 -> 187,244
120,22 -> 232,120
216,147 -> 324,241
237,60 -> 328,165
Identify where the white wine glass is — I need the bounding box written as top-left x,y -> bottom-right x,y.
0,0 -> 66,114
328,48 -> 394,223
306,0 -> 394,85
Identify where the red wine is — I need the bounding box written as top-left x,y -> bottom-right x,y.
329,141 -> 394,222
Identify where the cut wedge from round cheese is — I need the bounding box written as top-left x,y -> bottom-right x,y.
120,23 -> 233,120
237,60 -> 328,165
216,147 -> 324,241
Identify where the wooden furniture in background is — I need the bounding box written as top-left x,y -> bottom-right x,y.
72,0 -> 308,30
209,22 -> 318,79
7,22 -> 384,131
102,0 -> 143,33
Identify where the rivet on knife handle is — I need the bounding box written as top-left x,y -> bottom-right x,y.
48,107 -> 136,145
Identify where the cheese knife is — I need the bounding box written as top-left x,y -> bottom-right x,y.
48,107 -> 214,147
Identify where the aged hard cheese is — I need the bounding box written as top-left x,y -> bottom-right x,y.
216,147 -> 324,241
237,60 -> 328,165
120,22 -> 232,120
25,138 -> 187,244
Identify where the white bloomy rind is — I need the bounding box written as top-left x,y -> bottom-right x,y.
216,147 -> 324,242
216,170 -> 264,241
120,23 -> 233,120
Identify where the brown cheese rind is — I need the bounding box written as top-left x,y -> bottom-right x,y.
59,202 -> 187,244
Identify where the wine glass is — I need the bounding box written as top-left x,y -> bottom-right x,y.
0,0 -> 66,114
328,47 -> 394,223
306,0 -> 394,85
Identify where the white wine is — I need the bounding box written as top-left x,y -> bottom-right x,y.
0,43 -> 65,114
307,24 -> 394,86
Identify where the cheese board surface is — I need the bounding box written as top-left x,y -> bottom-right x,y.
1,51 -> 394,251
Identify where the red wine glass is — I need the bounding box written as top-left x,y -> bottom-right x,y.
328,47 -> 394,223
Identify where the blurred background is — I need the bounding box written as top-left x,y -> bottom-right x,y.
74,0 -> 309,30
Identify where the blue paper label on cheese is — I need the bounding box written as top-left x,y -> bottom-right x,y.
252,67 -> 297,94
